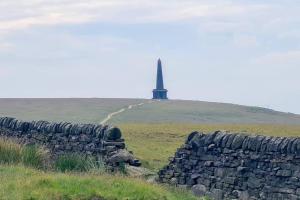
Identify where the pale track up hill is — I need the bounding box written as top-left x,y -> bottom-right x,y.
0,98 -> 299,125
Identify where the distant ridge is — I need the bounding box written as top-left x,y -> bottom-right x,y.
0,98 -> 299,125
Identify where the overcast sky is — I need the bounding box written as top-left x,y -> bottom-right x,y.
0,0 -> 299,114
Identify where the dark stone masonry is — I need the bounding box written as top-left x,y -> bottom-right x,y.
0,117 -> 140,169
153,58 -> 168,100
158,131 -> 300,200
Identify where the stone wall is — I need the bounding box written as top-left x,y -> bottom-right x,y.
158,131 -> 300,200
0,117 -> 140,169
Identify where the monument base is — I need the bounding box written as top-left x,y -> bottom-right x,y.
153,89 -> 168,99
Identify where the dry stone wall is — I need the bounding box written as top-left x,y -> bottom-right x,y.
0,117 -> 140,169
158,131 -> 300,200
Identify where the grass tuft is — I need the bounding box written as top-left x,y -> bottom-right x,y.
0,138 -> 22,164
0,138 -> 47,169
55,154 -> 92,172
54,154 -> 107,173
22,145 -> 47,169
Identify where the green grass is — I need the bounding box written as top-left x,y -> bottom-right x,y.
120,123 -> 300,170
21,146 -> 47,169
54,154 -> 106,173
0,139 -> 108,173
0,139 -> 198,199
0,98 -> 148,124
55,154 -> 92,172
113,100 -> 300,124
0,139 -> 22,164
0,139 -> 47,168
0,165 -> 198,200
0,98 -> 300,124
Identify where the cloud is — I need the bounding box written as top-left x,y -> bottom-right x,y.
0,0 -> 299,41
277,30 -> 300,40
0,65 -> 15,78
233,35 -> 258,48
0,13 -> 92,31
1,30 -> 133,62
0,0 -> 269,34
0,42 -> 13,52
254,51 -> 300,67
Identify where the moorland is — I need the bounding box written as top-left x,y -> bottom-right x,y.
1,98 -> 300,199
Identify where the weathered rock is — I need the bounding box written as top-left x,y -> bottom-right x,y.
276,170 -> 292,177
108,149 -> 134,163
185,131 -> 199,144
189,132 -> 204,149
127,165 -> 155,179
211,188 -> 224,200
204,131 -> 218,145
231,134 -> 246,150
225,134 -> 236,148
213,131 -> 226,147
221,134 -> 231,148
191,184 -> 207,196
191,173 -> 201,179
104,126 -> 122,140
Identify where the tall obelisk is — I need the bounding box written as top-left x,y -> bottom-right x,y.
153,59 -> 168,99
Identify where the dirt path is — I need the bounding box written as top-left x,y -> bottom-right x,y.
100,100 -> 155,124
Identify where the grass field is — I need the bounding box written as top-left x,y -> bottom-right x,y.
0,98 -> 148,124
120,123 -> 300,170
0,165 -> 198,200
1,98 -> 300,124
113,100 -> 300,124
0,139 -> 198,200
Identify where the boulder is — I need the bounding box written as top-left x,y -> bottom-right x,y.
225,134 -> 236,148
104,126 -> 122,140
204,132 -> 218,145
213,131 -> 227,147
211,189 -> 224,200
191,184 -> 207,196
231,134 -> 246,150
108,149 -> 134,164
185,131 -> 199,144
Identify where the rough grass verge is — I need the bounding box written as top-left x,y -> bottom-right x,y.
0,138 -> 22,164
55,154 -> 107,173
0,138 -> 47,168
0,138 -> 109,173
0,165 -> 199,200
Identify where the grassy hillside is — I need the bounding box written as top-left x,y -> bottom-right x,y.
0,98 -> 300,125
113,100 -> 300,124
0,165 -> 198,200
1,98 -> 300,170
1,98 -> 300,199
0,98 -> 148,124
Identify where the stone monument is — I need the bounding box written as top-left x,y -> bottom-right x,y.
153,59 -> 168,99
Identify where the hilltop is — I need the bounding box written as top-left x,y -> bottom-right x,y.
0,98 -> 299,125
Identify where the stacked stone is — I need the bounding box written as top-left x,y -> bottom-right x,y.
158,131 -> 300,200
0,117 -> 141,168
